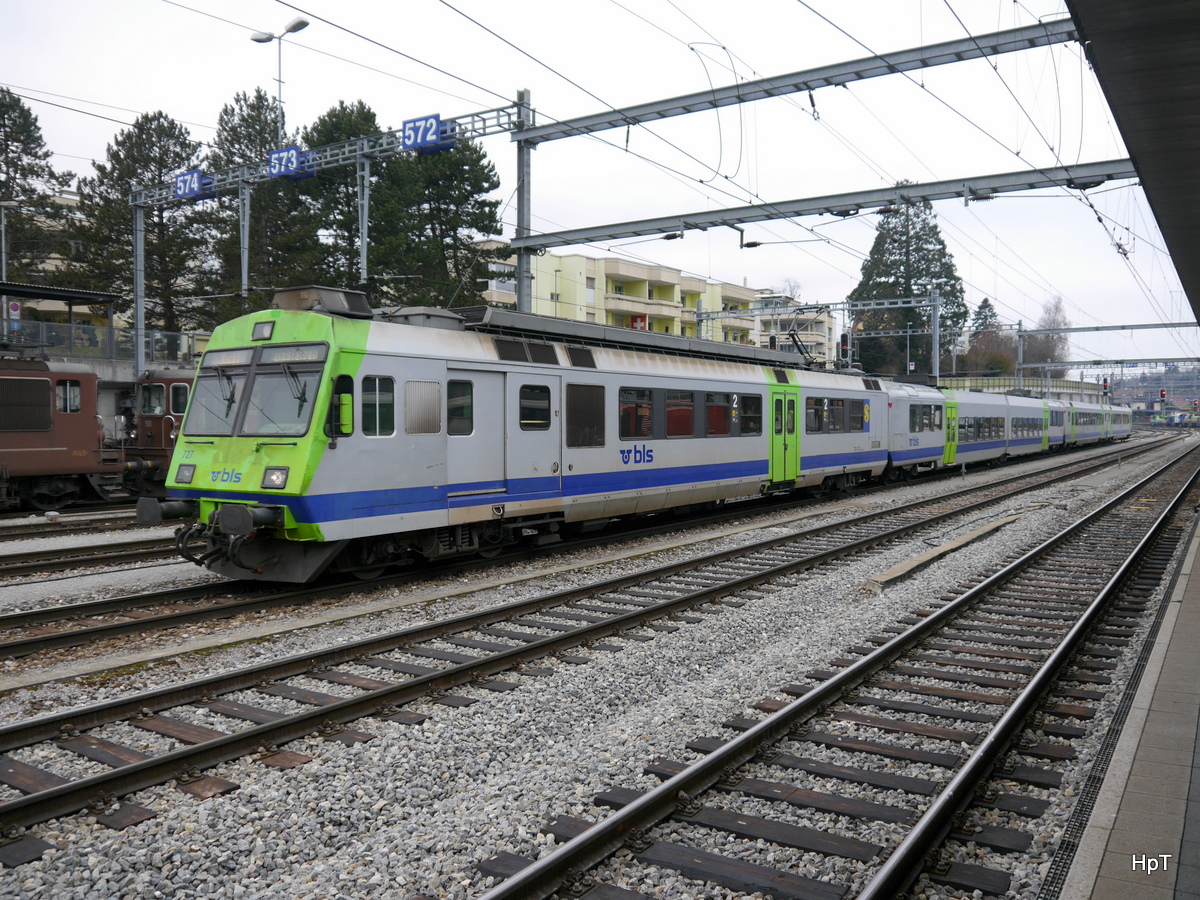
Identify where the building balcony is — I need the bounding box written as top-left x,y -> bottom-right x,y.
604,293 -> 682,316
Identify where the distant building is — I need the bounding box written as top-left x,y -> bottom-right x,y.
481,249 -> 836,364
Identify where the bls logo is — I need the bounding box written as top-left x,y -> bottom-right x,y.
619,444 -> 654,465
210,468 -> 243,484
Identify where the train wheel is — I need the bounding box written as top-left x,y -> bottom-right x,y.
29,490 -> 79,511
351,567 -> 387,580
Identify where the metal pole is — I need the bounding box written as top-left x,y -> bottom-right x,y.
239,178 -> 251,299
930,287 -> 940,383
515,89 -> 533,313
1016,320 -> 1024,391
1,203 -> 7,338
134,195 -> 146,376
357,151 -> 370,285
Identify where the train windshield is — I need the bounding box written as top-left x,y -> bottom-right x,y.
183,370 -> 249,435
182,344 -> 327,437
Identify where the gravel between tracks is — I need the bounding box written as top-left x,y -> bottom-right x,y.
0,436 -> 1189,900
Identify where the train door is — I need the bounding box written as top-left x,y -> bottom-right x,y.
768,385 -> 800,485
446,370 -> 506,497
1041,404 -> 1050,451
505,374 -> 562,496
942,397 -> 958,465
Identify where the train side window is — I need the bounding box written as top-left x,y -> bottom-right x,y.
705,392 -> 731,436
169,383 -> 189,415
666,390 -> 694,438
566,383 -> 604,447
56,380 -> 82,414
786,398 -> 796,435
774,398 -> 784,436
448,381 -> 473,435
619,388 -> 652,439
405,380 -> 442,434
933,406 -> 943,430
849,399 -> 864,432
740,394 -> 762,436
519,384 -> 551,431
827,398 -> 846,433
805,397 -> 823,434
362,376 -> 396,436
140,384 -> 164,415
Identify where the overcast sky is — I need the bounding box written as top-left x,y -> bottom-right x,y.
3,0 -> 1193,376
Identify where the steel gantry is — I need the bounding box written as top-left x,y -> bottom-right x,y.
128,18 -> 1088,375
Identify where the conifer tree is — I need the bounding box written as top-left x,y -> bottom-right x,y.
64,111 -> 205,332
0,88 -> 74,279
847,192 -> 967,376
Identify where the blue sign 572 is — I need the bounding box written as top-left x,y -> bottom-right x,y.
402,114 -> 443,150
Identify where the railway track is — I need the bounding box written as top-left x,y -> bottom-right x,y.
0,439 -> 1183,867
0,437 -> 1168,662
0,510 -> 140,542
0,535 -> 189,579
470,449 -> 1200,899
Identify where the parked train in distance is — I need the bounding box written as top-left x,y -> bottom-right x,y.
138,286 -> 1132,583
0,355 -> 193,509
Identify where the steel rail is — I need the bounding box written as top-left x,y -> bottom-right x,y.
473,444 -> 1200,900
0,440 -> 1173,833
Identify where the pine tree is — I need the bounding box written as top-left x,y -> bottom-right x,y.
63,112 -> 205,332
195,89 -> 319,328
0,88 -> 74,279
847,191 -> 967,376
963,297 -> 1015,375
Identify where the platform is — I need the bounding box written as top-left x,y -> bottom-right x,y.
1060,512 -> 1200,899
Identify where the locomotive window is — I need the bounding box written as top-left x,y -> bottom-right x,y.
448,381 -> 473,435
566,384 -> 604,447
184,371 -> 248,436
519,384 -> 551,431
362,376 -> 395,437
0,377 -> 52,431
141,384 -> 165,415
666,390 -> 694,438
170,384 -> 189,416
619,388 -> 653,439
241,367 -> 321,436
325,374 -> 354,437
705,393 -> 731,436
740,394 -> 762,436
405,381 -> 442,434
56,380 -> 82,414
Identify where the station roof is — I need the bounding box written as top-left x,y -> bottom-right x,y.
1067,1 -> 1200,320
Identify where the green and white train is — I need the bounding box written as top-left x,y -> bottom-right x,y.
139,286 -> 1131,582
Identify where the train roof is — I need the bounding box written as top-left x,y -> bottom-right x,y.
382,304 -> 851,373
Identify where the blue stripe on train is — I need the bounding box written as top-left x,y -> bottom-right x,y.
172,459 -> 771,522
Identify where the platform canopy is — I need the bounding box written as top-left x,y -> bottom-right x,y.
1068,1 -> 1200,320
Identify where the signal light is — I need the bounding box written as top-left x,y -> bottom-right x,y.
839,333 -> 849,360
1193,400 -> 1197,409
768,335 -> 778,351
1161,389 -> 1167,400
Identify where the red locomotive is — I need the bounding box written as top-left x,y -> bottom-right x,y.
0,357 -> 193,510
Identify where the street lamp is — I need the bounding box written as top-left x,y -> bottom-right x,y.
0,199 -> 18,338
250,16 -> 309,146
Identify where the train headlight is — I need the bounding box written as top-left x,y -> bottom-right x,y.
175,464 -> 196,484
262,467 -> 289,489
